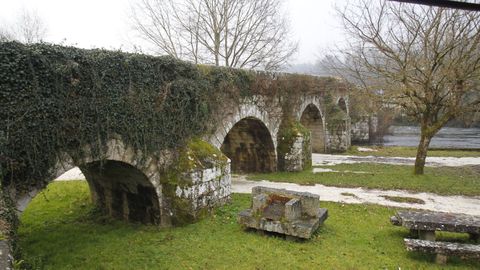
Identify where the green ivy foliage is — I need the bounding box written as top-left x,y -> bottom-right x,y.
0,42 -> 347,192
324,93 -> 349,132
0,42 -> 212,191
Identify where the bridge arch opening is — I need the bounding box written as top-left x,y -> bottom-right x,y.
220,117 -> 276,173
300,104 -> 325,153
338,97 -> 347,113
79,160 -> 160,224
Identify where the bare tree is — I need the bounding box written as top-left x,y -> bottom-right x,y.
332,0 -> 480,174
0,28 -> 14,42
130,0 -> 297,70
15,8 -> 48,43
0,8 -> 47,43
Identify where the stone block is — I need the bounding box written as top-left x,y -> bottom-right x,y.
252,193 -> 269,213
239,186 -> 327,239
0,240 -> 12,270
285,198 -> 301,221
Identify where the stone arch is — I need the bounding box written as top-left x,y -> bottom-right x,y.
75,138 -> 163,224
79,160 -> 160,224
330,96 -> 352,151
220,117 -> 277,173
296,96 -> 327,153
337,97 -> 349,115
296,96 -> 324,122
209,101 -> 280,151
16,138 -> 163,225
15,152 -> 77,212
300,104 -> 326,153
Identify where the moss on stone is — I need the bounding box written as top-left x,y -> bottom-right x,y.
177,138 -> 228,174
277,120 -> 311,171
161,138 -> 227,187
0,186 -> 18,260
324,93 -> 348,131
160,138 -> 228,225
277,120 -> 309,157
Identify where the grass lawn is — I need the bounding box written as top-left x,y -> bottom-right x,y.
18,181 -> 479,269
345,146 -> 480,158
249,163 -> 480,196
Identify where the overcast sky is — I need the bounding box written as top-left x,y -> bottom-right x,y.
0,0 -> 345,64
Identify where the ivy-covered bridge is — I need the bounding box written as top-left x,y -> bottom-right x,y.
0,42 -> 350,263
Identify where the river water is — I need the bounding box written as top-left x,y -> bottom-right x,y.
382,126 -> 480,149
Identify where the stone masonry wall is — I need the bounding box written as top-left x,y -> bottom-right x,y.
220,118 -> 276,173
351,116 -> 370,143
0,186 -> 13,270
326,119 -> 351,152
300,104 -> 325,153
80,160 -> 161,224
173,160 -> 231,221
281,135 -> 312,172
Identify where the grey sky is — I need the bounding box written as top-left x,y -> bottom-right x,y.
0,0 -> 344,64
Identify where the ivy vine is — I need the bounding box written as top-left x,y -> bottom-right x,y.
0,42 -> 347,194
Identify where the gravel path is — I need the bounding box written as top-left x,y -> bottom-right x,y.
312,153 -> 480,167
232,175 -> 480,215
55,154 -> 480,214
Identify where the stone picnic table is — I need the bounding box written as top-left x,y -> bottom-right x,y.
238,186 -> 328,240
391,210 -> 480,241
391,210 -> 480,264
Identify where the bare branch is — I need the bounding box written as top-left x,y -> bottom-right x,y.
327,0 -> 480,174
129,0 -> 297,70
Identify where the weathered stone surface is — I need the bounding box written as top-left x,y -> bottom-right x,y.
0,240 -> 12,270
285,198 -> 302,221
326,120 -> 351,153
238,208 -> 328,239
220,117 -> 277,173
252,194 -> 269,213
392,210 -> 480,234
252,187 -> 320,217
351,115 -> 378,143
208,93 -> 351,174
239,186 -> 328,239
81,160 -> 161,224
171,159 -> 231,223
282,134 -> 312,172
404,238 -> 480,260
351,116 -> 370,143
300,104 -> 325,153
5,47 -> 350,264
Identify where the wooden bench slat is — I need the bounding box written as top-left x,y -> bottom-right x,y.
404,238 -> 480,259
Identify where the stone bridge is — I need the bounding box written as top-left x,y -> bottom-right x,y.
0,43 -> 352,262
13,85 -> 351,226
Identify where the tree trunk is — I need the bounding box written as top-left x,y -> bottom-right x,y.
414,132 -> 432,175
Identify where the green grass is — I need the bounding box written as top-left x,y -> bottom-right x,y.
345,146 -> 480,158
249,163 -> 480,196
18,181 -> 480,269
381,196 -> 425,204
340,192 -> 358,198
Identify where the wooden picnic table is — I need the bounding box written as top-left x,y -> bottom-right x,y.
391,210 -> 480,264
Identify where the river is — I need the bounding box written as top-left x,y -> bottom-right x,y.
382,125 -> 480,149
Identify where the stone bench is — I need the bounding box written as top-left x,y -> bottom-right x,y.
390,211 -> 480,242
238,186 -> 328,239
404,238 -> 480,264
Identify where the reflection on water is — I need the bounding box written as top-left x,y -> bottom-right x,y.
383,126 -> 480,149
